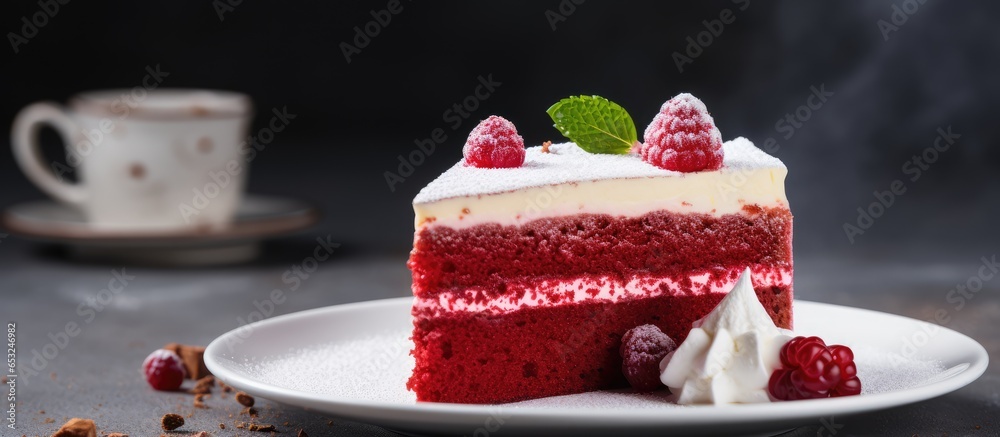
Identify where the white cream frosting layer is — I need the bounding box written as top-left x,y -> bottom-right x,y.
413,138 -> 788,229
413,266 -> 791,317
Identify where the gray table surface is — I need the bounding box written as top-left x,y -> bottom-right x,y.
2,236 -> 997,437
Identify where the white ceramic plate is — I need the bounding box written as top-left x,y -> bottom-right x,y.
205,298 -> 988,436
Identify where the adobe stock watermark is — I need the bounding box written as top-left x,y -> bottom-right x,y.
340,0 -> 412,64
817,416 -> 845,436
545,0 -> 585,31
893,255 -> 996,366
52,64 -> 171,183
877,0 -> 929,41
716,84 -> 834,198
213,0 -> 244,21
672,0 -> 750,73
464,406 -> 511,437
7,0 -> 71,54
842,126 -> 959,244
18,269 -> 135,385
366,335 -> 410,378
384,74 -> 502,192
178,106 -> 296,223
6,322 -> 17,430
223,235 -> 339,351
521,184 -> 566,222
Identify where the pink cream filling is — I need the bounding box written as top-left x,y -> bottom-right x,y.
414,265 -> 791,316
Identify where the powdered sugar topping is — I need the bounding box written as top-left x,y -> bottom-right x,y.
414,138 -> 784,204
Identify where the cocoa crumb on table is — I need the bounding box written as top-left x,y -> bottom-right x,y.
160,413 -> 184,431
189,375 -> 215,394
163,343 -> 212,379
241,406 -> 258,417
235,391 -> 255,407
236,421 -> 276,432
194,393 -> 210,408
297,430 -> 309,437
51,418 -> 97,437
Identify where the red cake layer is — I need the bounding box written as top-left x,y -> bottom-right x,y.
408,283 -> 793,404
409,205 -> 792,298
408,205 -> 793,404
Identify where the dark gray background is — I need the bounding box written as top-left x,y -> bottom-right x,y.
1,0 -> 997,257
1,1 -> 998,436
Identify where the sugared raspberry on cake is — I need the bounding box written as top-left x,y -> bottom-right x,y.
640,93 -> 724,172
407,138 -> 793,404
463,116 -> 525,169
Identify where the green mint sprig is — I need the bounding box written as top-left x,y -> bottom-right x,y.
546,95 -> 637,154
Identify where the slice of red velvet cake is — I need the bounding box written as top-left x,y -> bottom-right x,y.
407,96 -> 793,404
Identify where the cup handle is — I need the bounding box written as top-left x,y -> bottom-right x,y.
11,102 -> 88,205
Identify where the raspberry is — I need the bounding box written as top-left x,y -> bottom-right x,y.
639,93 -> 724,172
768,336 -> 861,401
463,115 -> 525,168
143,349 -> 187,391
620,324 -> 677,392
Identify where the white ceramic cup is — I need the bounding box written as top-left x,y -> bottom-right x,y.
11,89 -> 253,231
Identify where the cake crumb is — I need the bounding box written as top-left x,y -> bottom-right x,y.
107,433 -> 128,437
51,418 -> 96,437
542,141 -> 552,153
240,406 -> 258,417
194,393 -> 210,409
297,430 -> 309,437
191,432 -> 209,437
189,375 -> 215,394
163,343 -> 211,379
236,421 -> 275,432
44,417 -> 55,424
219,423 -> 226,429
235,391 -> 255,407
160,413 -> 184,431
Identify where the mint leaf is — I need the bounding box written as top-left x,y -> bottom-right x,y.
546,95 -> 637,154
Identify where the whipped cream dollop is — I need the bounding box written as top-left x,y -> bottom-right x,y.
659,268 -> 792,404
